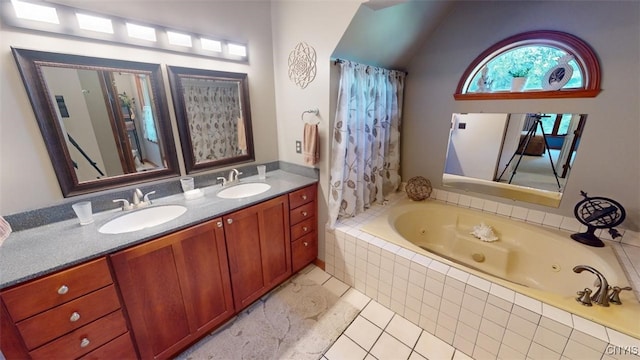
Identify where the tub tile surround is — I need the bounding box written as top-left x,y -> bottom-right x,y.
324,189 -> 640,360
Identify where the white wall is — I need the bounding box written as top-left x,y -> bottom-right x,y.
5,0 -> 638,249
0,1 -> 278,214
445,113 -> 507,180
77,70 -> 123,177
270,0 -> 362,261
41,67 -> 107,182
403,1 -> 640,231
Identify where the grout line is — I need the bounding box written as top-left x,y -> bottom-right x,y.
326,278 -> 458,360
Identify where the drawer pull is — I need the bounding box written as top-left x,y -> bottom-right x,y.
303,242 -> 309,247
303,226 -> 309,232
217,221 -> 223,228
57,285 -> 69,295
80,338 -> 90,348
301,211 -> 308,217
69,312 -> 81,322
227,218 -> 233,224
302,195 -> 308,200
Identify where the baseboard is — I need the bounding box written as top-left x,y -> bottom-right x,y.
313,258 -> 325,270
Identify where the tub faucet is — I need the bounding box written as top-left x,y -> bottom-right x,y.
608,286 -> 633,305
573,265 -> 611,306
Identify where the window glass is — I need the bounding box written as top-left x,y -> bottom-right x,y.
467,45 -> 583,92
538,113 -> 572,136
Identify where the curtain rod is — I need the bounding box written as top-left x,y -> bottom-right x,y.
332,58 -> 408,75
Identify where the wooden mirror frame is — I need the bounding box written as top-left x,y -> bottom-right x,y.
454,30 -> 602,100
12,48 -> 180,197
167,66 -> 255,174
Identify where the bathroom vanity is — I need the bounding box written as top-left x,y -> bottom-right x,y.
0,173 -> 318,359
1,258 -> 135,359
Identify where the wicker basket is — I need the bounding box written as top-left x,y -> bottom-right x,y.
405,176 -> 432,201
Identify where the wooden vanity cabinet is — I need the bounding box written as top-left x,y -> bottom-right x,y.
0,182 -> 318,359
0,257 -> 136,359
289,184 -> 318,272
110,219 -> 234,360
223,194 -> 292,311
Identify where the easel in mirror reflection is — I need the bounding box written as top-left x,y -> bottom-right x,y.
496,114 -> 562,191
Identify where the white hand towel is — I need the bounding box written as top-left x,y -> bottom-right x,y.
303,123 -> 319,165
237,117 -> 247,154
0,216 -> 12,246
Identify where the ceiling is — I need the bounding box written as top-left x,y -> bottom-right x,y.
46,0 -> 454,72
333,0 -> 456,72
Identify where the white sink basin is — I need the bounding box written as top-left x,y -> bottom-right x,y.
217,183 -> 271,199
99,205 -> 187,234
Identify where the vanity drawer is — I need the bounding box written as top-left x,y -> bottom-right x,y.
17,285 -> 121,350
290,201 -> 316,225
79,332 -> 137,360
29,310 -> 128,360
2,258 -> 113,322
292,233 -> 318,273
291,217 -> 316,242
288,184 -> 316,209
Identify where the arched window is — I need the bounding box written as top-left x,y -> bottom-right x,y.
454,31 -> 601,100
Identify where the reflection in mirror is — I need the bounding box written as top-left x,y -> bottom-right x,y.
443,113 -> 587,207
12,48 -> 179,197
42,68 -> 163,180
168,66 -> 254,174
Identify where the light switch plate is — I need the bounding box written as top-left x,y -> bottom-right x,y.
296,141 -> 302,153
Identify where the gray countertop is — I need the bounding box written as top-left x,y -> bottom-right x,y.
0,170 -> 317,289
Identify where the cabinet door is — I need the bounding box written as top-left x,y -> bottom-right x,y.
224,195 -> 291,310
110,219 -> 233,360
179,219 -> 234,337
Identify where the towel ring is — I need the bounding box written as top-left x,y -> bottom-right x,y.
301,108 -> 320,124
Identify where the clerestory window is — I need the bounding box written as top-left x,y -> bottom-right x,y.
454,30 -> 601,100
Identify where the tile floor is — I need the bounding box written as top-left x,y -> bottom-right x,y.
301,266 -> 472,360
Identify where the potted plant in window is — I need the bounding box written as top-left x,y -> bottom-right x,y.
508,67 -> 530,92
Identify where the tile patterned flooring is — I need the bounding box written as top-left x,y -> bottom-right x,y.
299,265 -> 472,360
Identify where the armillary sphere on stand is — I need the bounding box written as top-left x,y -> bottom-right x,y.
571,191 -> 626,247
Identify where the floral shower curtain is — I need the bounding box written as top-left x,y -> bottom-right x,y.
328,60 -> 405,228
183,79 -> 241,163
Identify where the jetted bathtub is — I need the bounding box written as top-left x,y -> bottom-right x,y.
360,198 -> 639,337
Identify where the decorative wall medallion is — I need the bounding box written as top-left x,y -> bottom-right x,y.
288,42 -> 317,89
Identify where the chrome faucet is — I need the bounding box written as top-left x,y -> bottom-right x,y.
217,169 -> 242,187
132,188 -> 144,206
573,265 -> 632,307
143,191 -> 156,204
228,169 -> 242,183
113,188 -> 156,210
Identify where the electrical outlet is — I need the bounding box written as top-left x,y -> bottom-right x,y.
295,141 -> 302,154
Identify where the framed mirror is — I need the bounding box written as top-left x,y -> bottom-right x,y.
443,112 -> 587,207
12,48 -> 180,197
167,66 -> 254,174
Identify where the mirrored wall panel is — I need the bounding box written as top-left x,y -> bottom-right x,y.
443,113 -> 587,207
168,66 -> 254,174
12,48 -> 180,197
